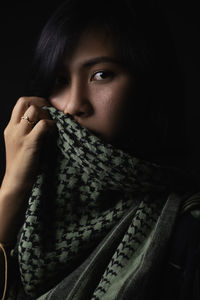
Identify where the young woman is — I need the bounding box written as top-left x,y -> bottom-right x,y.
0,0 -> 200,299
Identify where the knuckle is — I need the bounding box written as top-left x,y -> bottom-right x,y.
38,119 -> 49,129
17,97 -> 28,105
28,104 -> 37,113
3,126 -> 8,137
29,97 -> 48,107
3,123 -> 12,137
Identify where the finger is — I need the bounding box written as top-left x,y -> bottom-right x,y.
29,119 -> 57,143
19,105 -> 52,135
11,97 -> 50,124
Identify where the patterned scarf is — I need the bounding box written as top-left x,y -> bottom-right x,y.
7,107 -> 194,299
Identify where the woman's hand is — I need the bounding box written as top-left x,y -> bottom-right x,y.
0,97 -> 56,243
1,96 -> 56,195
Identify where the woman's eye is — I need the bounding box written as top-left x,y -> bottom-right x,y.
91,71 -> 114,81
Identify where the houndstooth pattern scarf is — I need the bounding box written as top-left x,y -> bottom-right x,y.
8,106 -> 192,299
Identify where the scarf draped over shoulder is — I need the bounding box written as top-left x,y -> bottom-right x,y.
6,107 -> 197,300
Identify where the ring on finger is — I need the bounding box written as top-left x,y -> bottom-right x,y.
21,115 -> 36,125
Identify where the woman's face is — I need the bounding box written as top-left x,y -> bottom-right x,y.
49,29 -> 135,143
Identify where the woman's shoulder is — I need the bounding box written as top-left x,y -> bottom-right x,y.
163,192 -> 200,300
172,197 -> 200,265
170,191 -> 200,269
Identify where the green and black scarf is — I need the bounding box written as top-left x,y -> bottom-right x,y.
6,107 -> 197,300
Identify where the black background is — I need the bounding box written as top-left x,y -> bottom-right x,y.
0,1 -> 200,185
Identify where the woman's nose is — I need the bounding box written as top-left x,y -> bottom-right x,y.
64,82 -> 93,118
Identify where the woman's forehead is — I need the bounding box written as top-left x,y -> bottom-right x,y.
61,29 -> 120,70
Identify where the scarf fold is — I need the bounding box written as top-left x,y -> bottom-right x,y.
7,107 -> 195,299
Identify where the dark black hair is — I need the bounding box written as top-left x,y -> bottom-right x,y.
26,0 -> 187,166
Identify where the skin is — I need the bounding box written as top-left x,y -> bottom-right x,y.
50,29 -> 135,142
0,28 -> 135,244
0,97 -> 56,243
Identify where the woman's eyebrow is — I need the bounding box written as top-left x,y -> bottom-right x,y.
59,56 -> 123,73
81,56 -> 123,68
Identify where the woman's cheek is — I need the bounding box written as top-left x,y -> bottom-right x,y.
91,83 -> 132,138
96,104 -> 125,140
